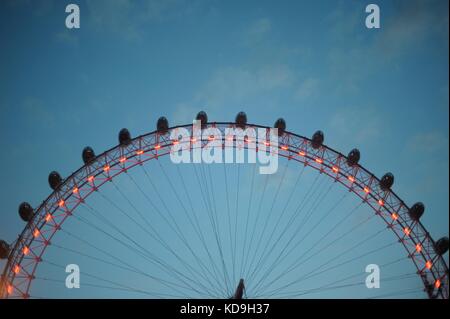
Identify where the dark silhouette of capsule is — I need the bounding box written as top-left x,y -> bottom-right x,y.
311,130 -> 324,149
18,202 -> 34,222
157,116 -> 169,134
347,148 -> 360,166
434,237 -> 449,255
274,118 -> 286,135
119,128 -> 132,146
409,202 -> 425,221
0,240 -> 9,259
235,112 -> 247,129
196,111 -> 208,128
82,146 -> 96,164
48,171 -> 62,190
380,173 -> 394,191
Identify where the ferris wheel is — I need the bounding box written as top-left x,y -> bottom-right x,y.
0,111 -> 448,299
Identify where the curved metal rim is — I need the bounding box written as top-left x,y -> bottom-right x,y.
1,122 -> 448,299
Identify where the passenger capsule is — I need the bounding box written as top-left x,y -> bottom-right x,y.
235,112 -> 247,129
434,237 -> 449,255
379,173 -> 394,191
0,240 -> 9,259
347,148 -> 360,166
157,116 -> 169,134
18,202 -> 34,222
311,130 -> 324,149
196,111 -> 208,128
82,146 -> 96,164
48,171 -> 62,190
118,128 -> 132,146
409,202 -> 425,221
274,118 -> 286,136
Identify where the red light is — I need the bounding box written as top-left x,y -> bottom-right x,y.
58,200 -> 65,207
315,158 -> 323,164
88,176 -> 95,183
404,227 -> 411,236
45,214 -> 52,223
415,243 -> 422,253
154,144 -> 161,150
6,285 -> 13,295
425,260 -> 433,269
119,157 -> 127,163
33,229 -> 40,238
264,141 -> 270,147
332,166 -> 339,173
378,199 -> 384,206
348,176 -> 355,183
435,279 -> 441,288
72,187 -> 79,194
281,145 -> 288,150
23,246 -> 30,256
363,187 -> 370,194
391,212 -> 399,220
136,150 -> 144,155
298,151 -> 306,157
103,165 -> 110,172
172,140 -> 179,145
13,265 -> 20,274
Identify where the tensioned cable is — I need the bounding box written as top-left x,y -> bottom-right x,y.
59,227 -> 193,293
192,163 -> 230,296
205,163 -> 233,293
245,160 -> 290,284
239,163 -> 258,278
199,162 -> 232,294
153,161 -> 226,293
240,173 -> 270,278
233,164 -> 240,286
128,170 -> 220,288
72,204 -> 211,297
253,256 -> 407,298
101,182 -> 218,296
254,200 -> 364,294
266,273 -> 420,298
368,287 -> 426,299
250,190 -> 348,293
175,164 -> 224,292
249,176 -> 335,285
48,239 -> 192,296
40,259 -> 188,298
138,165 -> 222,293
261,226 -> 389,297
245,172 -> 326,287
242,164 -> 306,282
33,276 -> 186,298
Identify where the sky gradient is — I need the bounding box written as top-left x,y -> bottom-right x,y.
0,0 -> 448,298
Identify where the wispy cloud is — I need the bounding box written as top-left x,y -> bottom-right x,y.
407,131 -> 449,154
326,0 -> 449,93
55,29 -> 79,47
294,78 -> 319,100
328,105 -> 386,145
191,65 -> 293,108
85,0 -> 203,41
244,18 -> 272,45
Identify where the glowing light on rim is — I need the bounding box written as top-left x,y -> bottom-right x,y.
3,122 -> 446,299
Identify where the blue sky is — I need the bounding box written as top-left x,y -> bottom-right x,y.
0,0 -> 448,298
